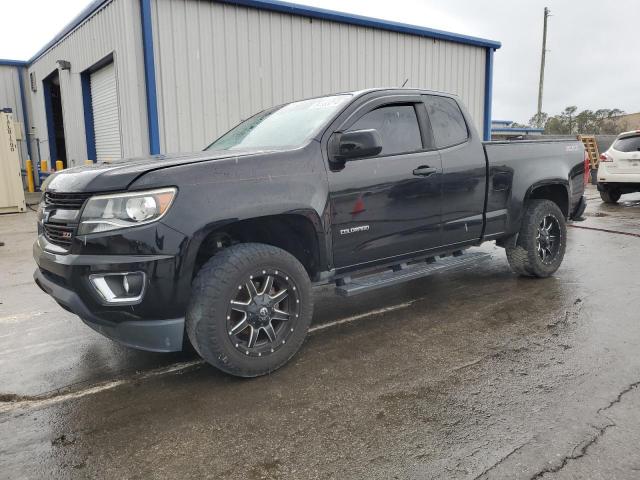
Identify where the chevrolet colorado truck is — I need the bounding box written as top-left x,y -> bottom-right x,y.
34,89 -> 588,377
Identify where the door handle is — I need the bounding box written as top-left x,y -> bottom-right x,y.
413,166 -> 437,177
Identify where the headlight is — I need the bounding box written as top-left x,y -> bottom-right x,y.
78,187 -> 177,235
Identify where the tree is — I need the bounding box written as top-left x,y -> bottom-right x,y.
545,116 -> 565,135
603,109 -> 625,134
575,110 -> 595,134
529,112 -> 548,129
560,106 -> 578,134
594,109 -> 610,133
534,106 -> 626,135
594,109 -> 626,134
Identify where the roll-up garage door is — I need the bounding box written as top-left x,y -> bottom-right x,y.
90,62 -> 122,161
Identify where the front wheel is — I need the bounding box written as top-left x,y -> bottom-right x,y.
186,243 -> 313,377
505,199 -> 567,278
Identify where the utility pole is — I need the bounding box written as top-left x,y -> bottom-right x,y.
536,7 -> 550,125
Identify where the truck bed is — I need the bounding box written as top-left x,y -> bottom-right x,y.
481,138 -> 585,241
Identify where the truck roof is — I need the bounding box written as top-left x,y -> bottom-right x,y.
335,87 -> 458,98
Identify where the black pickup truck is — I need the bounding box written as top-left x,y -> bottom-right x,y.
34,88 -> 587,377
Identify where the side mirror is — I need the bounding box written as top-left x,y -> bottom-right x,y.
330,129 -> 383,163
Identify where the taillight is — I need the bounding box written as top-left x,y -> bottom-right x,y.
584,150 -> 591,186
600,153 -> 613,162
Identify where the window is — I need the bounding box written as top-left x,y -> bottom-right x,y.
348,104 -> 422,157
613,135 -> 640,153
424,96 -> 468,148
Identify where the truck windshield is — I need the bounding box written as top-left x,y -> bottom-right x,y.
206,95 -> 351,151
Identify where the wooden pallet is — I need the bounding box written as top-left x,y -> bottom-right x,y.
578,135 -> 600,169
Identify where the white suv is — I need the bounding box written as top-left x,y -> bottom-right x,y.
598,130 -> 640,203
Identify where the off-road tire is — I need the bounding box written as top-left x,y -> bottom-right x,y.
186,243 -> 313,377
505,200 -> 567,278
599,187 -> 621,204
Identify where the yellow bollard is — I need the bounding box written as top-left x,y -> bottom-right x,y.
56,160 -> 64,171
85,160 -> 94,166
40,159 -> 48,173
26,159 -> 35,193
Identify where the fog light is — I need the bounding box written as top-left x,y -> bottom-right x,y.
89,272 -> 146,304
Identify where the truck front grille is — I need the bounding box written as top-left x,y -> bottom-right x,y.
43,223 -> 75,248
42,192 -> 92,249
44,192 -> 92,210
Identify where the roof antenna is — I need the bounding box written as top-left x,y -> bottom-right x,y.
400,78 -> 409,88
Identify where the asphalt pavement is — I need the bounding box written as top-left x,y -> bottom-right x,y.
1,185 -> 640,479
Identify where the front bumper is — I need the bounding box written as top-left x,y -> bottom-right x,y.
33,233 -> 188,352
34,267 -> 184,352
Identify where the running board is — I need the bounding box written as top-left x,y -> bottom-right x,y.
335,251 -> 491,297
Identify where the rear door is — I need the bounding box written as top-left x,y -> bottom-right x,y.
328,95 -> 443,269
423,95 -> 486,246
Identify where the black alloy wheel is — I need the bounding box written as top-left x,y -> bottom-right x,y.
536,214 -> 561,265
227,270 -> 300,357
505,199 -> 567,278
186,243 -> 313,377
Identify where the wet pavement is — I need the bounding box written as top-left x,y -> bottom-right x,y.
1,185 -> 640,479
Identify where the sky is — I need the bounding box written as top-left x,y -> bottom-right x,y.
1,0 -> 638,124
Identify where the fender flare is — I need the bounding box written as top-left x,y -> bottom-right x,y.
180,208 -> 330,282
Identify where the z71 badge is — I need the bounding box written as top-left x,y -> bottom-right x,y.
340,225 -> 370,235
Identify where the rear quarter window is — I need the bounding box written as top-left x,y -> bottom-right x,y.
613,135 -> 640,153
423,95 -> 469,148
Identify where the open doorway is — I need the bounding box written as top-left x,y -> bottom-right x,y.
43,72 -> 67,168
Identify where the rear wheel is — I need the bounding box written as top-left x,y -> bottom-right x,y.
506,200 -> 567,278
599,187 -> 621,204
186,243 -> 313,377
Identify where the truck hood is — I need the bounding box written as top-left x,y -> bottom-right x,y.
44,149 -> 276,193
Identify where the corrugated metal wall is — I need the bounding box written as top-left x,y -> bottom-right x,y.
151,0 -> 486,153
26,0 -> 149,167
0,65 -> 28,167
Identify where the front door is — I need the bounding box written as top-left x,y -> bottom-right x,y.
328,97 -> 443,269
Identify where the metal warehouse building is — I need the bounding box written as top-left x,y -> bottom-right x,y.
0,0 -> 500,184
